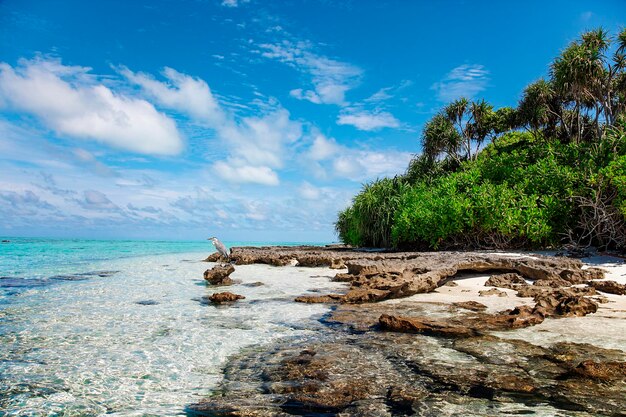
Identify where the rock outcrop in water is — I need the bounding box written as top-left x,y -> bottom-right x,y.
203,264 -> 235,285
208,292 -> 245,304
188,332 -> 626,416
190,246 -> 624,416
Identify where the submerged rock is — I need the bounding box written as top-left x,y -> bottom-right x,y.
241,281 -> 264,287
570,360 -> 626,380
379,313 -> 480,337
203,264 -> 235,285
208,292 -> 245,304
188,331 -> 626,416
135,300 -> 159,306
295,294 -> 344,303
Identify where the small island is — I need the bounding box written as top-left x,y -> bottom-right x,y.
1,3 -> 625,415
336,28 -> 626,254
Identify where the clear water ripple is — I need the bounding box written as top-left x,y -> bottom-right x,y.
0,238 -> 344,416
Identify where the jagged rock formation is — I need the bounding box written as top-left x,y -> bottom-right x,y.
203,264 -> 235,285
484,272 -> 527,289
273,249 -> 606,304
589,279 -> 626,295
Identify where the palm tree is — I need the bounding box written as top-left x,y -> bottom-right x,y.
549,28 -> 626,142
422,112 -> 462,163
518,79 -> 561,138
422,97 -> 498,162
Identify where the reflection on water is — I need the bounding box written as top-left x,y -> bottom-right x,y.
0,252 -> 347,416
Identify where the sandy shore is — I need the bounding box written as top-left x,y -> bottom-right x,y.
189,248 -> 626,416
383,253 -> 626,350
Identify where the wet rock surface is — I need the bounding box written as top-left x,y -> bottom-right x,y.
203,264 -> 235,285
188,332 -> 626,416
208,292 -> 245,304
189,246 -> 624,416
135,299 -> 159,306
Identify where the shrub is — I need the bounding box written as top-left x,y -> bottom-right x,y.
336,177 -> 410,247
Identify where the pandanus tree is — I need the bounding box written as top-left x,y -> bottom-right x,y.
421,97 -> 503,163
518,79 -> 559,138
522,28 -> 626,142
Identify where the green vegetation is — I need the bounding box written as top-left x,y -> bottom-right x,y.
336,28 -> 626,251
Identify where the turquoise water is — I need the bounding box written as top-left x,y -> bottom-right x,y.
0,237 -> 342,416
0,237 -> 320,279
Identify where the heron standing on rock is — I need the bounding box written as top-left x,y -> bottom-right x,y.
208,237 -> 231,262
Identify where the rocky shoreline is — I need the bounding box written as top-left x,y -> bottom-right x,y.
190,246 -> 626,416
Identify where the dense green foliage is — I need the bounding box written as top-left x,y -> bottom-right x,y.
336,28 -> 626,251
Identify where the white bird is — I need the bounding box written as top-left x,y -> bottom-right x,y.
208,237 -> 231,261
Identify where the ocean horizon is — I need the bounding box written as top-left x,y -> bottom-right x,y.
0,237 -> 331,279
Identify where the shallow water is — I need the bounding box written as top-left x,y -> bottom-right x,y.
0,239 -> 345,416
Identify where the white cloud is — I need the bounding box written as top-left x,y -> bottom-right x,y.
0,189 -> 55,212
71,148 -> 116,176
259,41 -> 361,105
127,203 -> 162,214
213,160 -> 279,186
431,64 -> 489,102
79,189 -> 119,211
309,134 -> 340,161
364,87 -> 393,102
0,142 -> 352,239
219,108 -> 301,169
221,0 -> 249,7
289,88 -> 322,104
332,150 -> 410,181
299,181 -> 321,200
337,109 -> 400,131
0,58 -> 183,155
306,133 -> 411,181
120,66 -> 225,127
123,66 -> 303,184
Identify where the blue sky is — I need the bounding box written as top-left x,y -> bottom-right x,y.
1,0 -> 624,242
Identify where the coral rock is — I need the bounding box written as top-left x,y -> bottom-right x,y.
208,291 -> 245,304
484,273 -> 527,289
203,264 -> 235,285
588,280 -> 626,295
